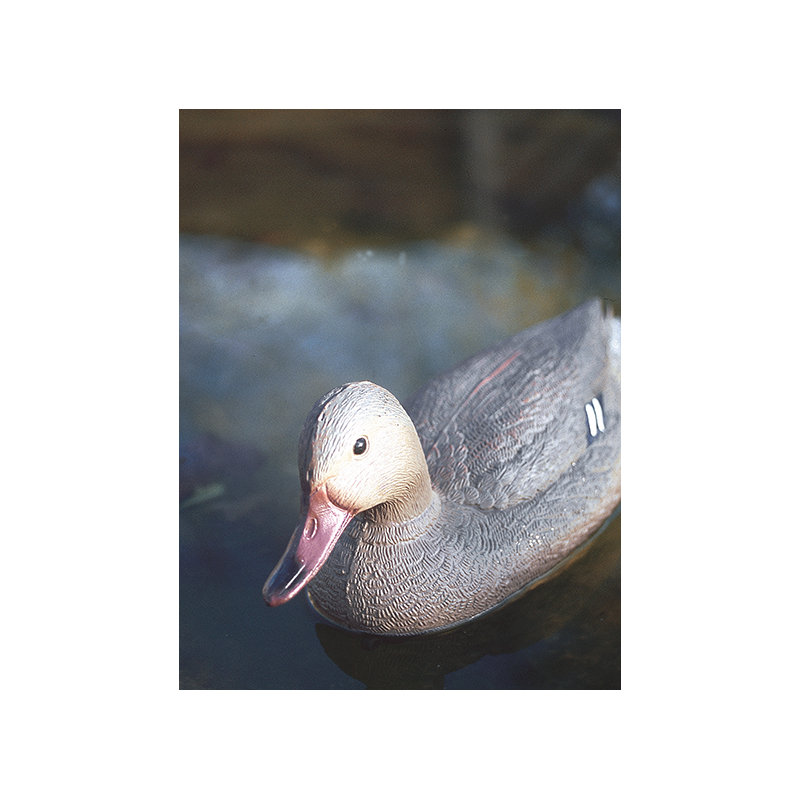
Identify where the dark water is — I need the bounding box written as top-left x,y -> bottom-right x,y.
180,494 -> 620,689
179,233 -> 620,690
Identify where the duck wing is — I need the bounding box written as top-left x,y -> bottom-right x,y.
404,298 -> 620,510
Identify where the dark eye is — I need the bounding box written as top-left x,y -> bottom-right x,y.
353,437 -> 368,455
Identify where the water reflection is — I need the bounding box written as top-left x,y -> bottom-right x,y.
312,511 -> 620,689
179,233 -> 620,690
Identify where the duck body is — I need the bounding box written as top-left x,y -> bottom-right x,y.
263,298 -> 621,636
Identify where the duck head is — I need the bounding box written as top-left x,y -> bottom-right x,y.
262,381 -> 434,606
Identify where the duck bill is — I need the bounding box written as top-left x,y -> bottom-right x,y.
262,484 -> 353,607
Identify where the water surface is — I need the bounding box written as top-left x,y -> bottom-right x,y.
179,235 -> 620,689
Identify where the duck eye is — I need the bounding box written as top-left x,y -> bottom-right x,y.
353,437 -> 368,456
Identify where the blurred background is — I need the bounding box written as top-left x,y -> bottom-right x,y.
179,109 -> 621,689
180,109 -> 620,262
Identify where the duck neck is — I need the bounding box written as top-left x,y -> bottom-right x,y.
365,454 -> 437,528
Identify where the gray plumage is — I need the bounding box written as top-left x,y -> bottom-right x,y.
286,298 -> 621,635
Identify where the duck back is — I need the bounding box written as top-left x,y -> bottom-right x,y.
407,298 -> 619,509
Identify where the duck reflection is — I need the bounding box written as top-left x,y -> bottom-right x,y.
312,510 -> 620,689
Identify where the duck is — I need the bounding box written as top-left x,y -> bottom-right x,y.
263,298 -> 621,636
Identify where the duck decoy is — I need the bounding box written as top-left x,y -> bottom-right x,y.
263,298 -> 620,636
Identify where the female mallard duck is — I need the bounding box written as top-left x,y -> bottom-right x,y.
263,298 -> 620,636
